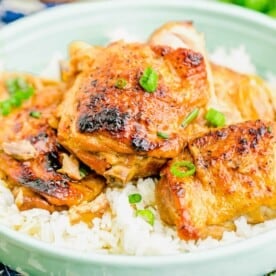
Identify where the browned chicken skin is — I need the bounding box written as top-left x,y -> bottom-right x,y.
156,120 -> 276,240
0,74 -> 105,211
58,41 -> 210,185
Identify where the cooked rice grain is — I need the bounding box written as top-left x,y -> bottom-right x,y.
1,177 -> 276,255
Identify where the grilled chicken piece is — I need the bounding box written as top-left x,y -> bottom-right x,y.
212,64 -> 275,122
58,40 -> 210,185
149,22 -> 275,123
156,120 -> 276,240
149,21 -> 215,99
13,186 -> 64,212
0,73 -> 105,211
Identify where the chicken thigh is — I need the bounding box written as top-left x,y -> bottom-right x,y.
149,21 -> 275,124
58,41 -> 210,185
156,120 -> 276,240
0,74 -> 105,211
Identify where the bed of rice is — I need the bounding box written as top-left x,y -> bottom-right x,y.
1,37 -> 276,256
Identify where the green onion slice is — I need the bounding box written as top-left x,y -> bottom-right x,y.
136,209 -> 155,226
0,100 -> 12,116
115,78 -> 127,89
20,87 -> 34,100
6,78 -> 29,94
5,79 -> 18,94
128,193 -> 142,204
29,111 -> 41,119
205,108 -> 225,127
267,126 -> 272,133
139,67 -> 158,93
181,108 -> 199,128
79,167 -> 88,178
170,161 -> 196,178
1,78 -> 35,116
9,94 -> 22,107
157,131 -> 169,139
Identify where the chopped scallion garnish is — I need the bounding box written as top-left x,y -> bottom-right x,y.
157,131 -> 169,139
139,67 -> 158,93
128,193 -> 142,204
181,108 -> 199,128
205,108 -> 225,127
29,111 -> 41,119
5,79 -> 18,94
115,78 -> 127,89
9,94 -> 22,107
267,126 -> 272,133
0,100 -> 12,116
136,209 -> 155,226
1,78 -> 35,116
6,78 -> 29,94
79,167 -> 88,178
170,161 -> 196,178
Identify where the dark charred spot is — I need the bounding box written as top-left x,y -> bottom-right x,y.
215,130 -> 227,139
184,52 -> 203,66
30,132 -> 48,144
250,138 -> 259,149
87,93 -> 105,109
22,178 -> 69,196
247,124 -> 269,149
46,151 -> 61,172
257,126 -> 266,137
237,138 -> 249,154
237,145 -> 249,154
248,128 -> 257,136
239,138 -> 248,145
19,165 -> 69,196
191,135 -> 209,148
56,143 -> 65,151
131,136 -> 154,152
78,108 -> 129,134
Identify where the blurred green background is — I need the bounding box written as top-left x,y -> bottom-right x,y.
218,0 -> 276,17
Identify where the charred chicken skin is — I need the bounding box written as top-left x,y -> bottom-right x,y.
0,74 -> 105,212
58,41 -> 210,185
156,120 -> 276,240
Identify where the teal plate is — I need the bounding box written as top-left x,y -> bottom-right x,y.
0,1 -> 276,275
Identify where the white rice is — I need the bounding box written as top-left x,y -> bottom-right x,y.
1,176 -> 276,255
1,42 -> 276,256
209,45 -> 257,74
